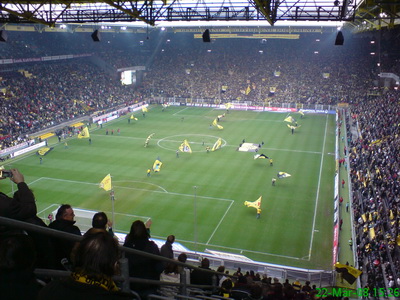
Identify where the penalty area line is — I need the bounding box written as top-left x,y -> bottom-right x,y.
206,200 -> 234,245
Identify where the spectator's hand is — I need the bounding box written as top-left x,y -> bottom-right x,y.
107,220 -> 113,228
145,218 -> 152,229
10,168 -> 24,184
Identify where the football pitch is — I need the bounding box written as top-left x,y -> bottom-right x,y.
3,106 -> 336,270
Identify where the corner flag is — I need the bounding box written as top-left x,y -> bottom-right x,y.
99,174 -> 112,191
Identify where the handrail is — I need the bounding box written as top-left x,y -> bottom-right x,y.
0,216 -> 225,293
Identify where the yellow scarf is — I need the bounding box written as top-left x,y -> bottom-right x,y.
71,271 -> 119,292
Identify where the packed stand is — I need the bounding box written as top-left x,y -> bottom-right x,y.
346,90 -> 400,295
0,29 -> 391,151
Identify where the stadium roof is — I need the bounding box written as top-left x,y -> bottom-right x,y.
0,1 -> 398,30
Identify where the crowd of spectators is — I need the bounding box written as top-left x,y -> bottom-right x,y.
345,90 -> 400,295
0,28 -> 398,151
0,60 -> 146,149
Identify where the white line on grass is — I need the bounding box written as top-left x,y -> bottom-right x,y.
307,114 -> 329,260
39,177 -> 168,194
85,133 -> 322,154
259,147 -> 321,155
3,177 -> 44,196
206,200 -> 234,245
34,177 -> 234,203
89,133 -> 322,155
178,238 -> 301,260
172,107 -> 190,116
36,201 -> 298,260
30,177 -> 305,261
113,180 -> 168,193
37,203 -> 149,221
37,204 -> 59,215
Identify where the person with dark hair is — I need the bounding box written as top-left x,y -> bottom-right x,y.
160,234 -> 175,260
0,233 -> 43,300
91,211 -> 114,236
271,277 -> 283,299
158,262 -> 180,298
220,276 -> 233,298
190,257 -> 214,287
177,252 -> 190,285
123,220 -> 163,299
216,265 -> 226,286
283,279 -> 296,300
38,230 -> 133,299
49,204 -> 82,270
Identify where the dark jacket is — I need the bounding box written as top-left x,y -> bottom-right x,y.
123,238 -> 163,295
160,241 -> 174,259
190,266 -> 214,286
0,182 -> 36,221
0,269 -> 42,300
49,219 -> 81,269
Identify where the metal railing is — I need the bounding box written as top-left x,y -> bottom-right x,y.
0,216 -> 222,295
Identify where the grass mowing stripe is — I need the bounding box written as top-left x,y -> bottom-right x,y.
308,114 -> 329,261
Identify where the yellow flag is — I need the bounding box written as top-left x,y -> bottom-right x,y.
78,127 -> 90,139
334,262 -> 362,284
211,138 -> 222,151
153,159 -> 163,172
142,106 -> 148,112
179,140 -> 192,153
99,174 -> 112,191
284,116 -> 295,123
244,196 -> 262,209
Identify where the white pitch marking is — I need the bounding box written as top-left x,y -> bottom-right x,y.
307,114 -> 329,261
172,107 -> 190,116
206,200 -> 234,245
35,177 -> 234,203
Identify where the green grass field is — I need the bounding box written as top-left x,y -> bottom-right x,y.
2,106 -> 336,270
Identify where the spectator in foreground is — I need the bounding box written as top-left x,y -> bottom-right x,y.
160,234 -> 175,261
90,211 -> 114,236
177,252 -> 191,285
158,262 -> 180,298
190,257 -> 215,287
123,220 -> 163,299
49,204 -> 82,270
38,230 -> 133,299
0,168 -> 36,224
0,233 -> 43,300
0,168 -> 55,269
